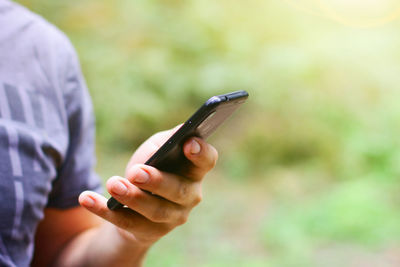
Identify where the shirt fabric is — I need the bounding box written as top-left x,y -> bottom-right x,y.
0,1 -> 102,266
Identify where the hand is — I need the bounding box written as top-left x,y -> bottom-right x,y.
78,127 -> 218,247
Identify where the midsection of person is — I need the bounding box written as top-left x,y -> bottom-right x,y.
0,1 -> 101,266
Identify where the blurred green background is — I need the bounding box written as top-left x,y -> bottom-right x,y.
17,0 -> 400,266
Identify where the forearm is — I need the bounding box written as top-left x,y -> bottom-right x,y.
54,221 -> 150,267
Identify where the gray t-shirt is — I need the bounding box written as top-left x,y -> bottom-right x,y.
0,1 -> 102,266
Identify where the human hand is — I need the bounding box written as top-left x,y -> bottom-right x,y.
79,126 -> 218,247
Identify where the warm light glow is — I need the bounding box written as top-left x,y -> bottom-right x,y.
285,0 -> 400,27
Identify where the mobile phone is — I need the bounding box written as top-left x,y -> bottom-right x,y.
107,90 -> 249,210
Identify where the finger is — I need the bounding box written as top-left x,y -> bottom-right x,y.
182,137 -> 218,180
106,176 -> 189,225
79,191 -> 172,242
126,164 -> 202,206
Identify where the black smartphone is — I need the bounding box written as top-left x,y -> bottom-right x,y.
107,90 -> 249,210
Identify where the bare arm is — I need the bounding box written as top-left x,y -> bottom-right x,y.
31,207 -> 101,267
32,128 -> 218,266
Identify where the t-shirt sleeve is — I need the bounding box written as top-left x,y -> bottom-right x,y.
46,39 -> 103,209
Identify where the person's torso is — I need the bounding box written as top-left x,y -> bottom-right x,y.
0,1 -> 71,265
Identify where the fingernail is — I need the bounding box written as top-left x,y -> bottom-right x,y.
112,181 -> 128,196
81,195 -> 95,208
191,139 -> 201,154
134,168 -> 150,184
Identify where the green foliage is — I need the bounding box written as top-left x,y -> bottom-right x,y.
262,178 -> 400,265
16,0 -> 400,265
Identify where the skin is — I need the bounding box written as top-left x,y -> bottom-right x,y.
32,127 -> 218,267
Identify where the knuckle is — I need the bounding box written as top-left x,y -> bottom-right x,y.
151,205 -> 170,223
192,193 -> 202,206
176,214 -> 188,225
191,184 -> 202,206
124,187 -> 145,204
177,182 -> 191,202
130,187 -> 143,198
111,210 -> 137,231
115,216 -> 133,230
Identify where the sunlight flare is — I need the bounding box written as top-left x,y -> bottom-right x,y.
285,0 -> 400,27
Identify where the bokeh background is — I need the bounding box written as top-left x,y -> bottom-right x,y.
17,0 -> 400,266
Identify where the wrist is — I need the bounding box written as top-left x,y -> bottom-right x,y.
111,223 -> 154,257
116,227 -> 153,251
